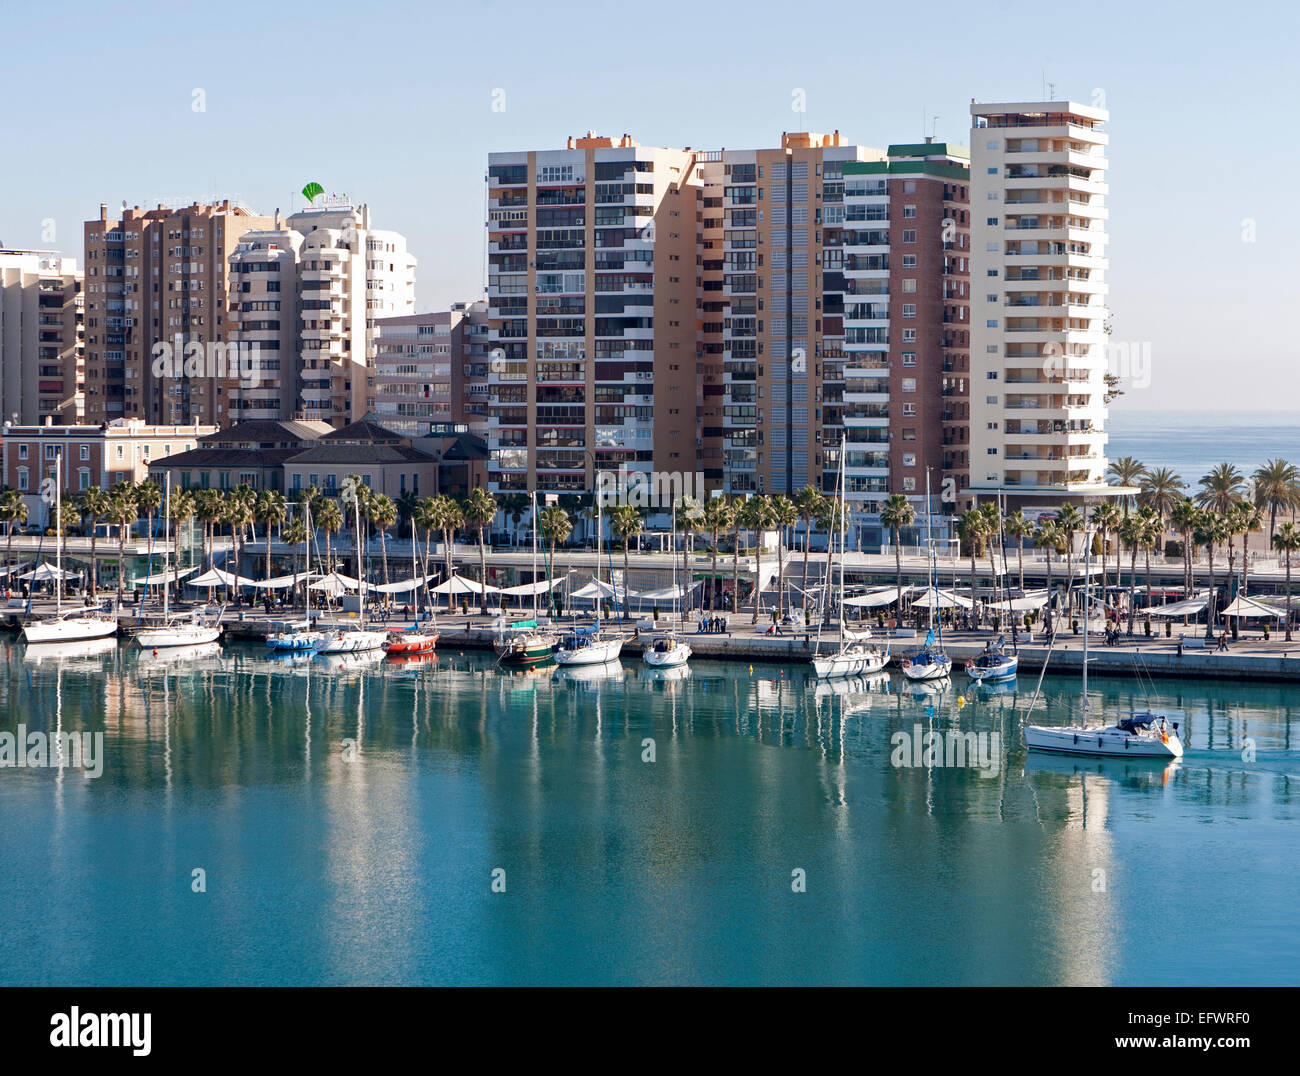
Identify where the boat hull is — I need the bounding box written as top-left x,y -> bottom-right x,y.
384,632 -> 439,655
965,656 -> 1018,682
23,616 -> 119,643
135,626 -> 222,648
812,647 -> 891,679
316,629 -> 387,654
900,654 -> 952,681
1024,725 -> 1184,759
554,638 -> 624,666
643,641 -> 691,667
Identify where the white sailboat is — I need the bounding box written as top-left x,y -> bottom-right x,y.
811,436 -> 890,678
643,496 -> 692,668
553,625 -> 624,666
899,472 -> 952,682
316,480 -> 386,654
1024,526 -> 1183,759
23,451 -> 118,644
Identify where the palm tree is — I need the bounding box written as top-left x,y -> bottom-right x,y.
461,488 -> 498,614
281,516 -> 308,609
192,489 -> 223,573
700,496 -> 733,612
370,493 -> 398,591
957,508 -> 987,620
135,480 -> 162,547
538,504 -> 572,615
1055,503 -> 1084,616
412,495 -> 439,586
77,486 -> 110,597
500,492 -> 529,548
1252,458 -> 1300,540
1194,510 -> 1226,640
1118,511 -> 1145,635
1272,522 -> 1300,642
1196,462 -> 1247,515
740,495 -> 774,624
1107,456 -> 1146,516
315,498 -> 343,576
254,489 -> 287,586
1090,501 -> 1121,600
224,490 -> 256,602
1003,507 -> 1032,596
674,496 -> 704,620
769,495 -> 798,618
1,488 -> 28,582
978,501 -> 1003,607
794,485 -> 824,612
1138,467 -> 1184,547
880,493 -> 916,620
105,491 -> 137,603
167,489 -> 195,605
608,504 -> 642,621
1035,520 -> 1065,631
1170,498 -> 1199,600
1238,502 -> 1264,597
812,493 -> 839,626
1138,507 -> 1162,622
436,494 -> 464,594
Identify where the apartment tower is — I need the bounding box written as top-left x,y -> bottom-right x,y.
0,249 -> 83,424
968,100 -> 1112,508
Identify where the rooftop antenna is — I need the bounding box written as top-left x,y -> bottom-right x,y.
931,115 -> 940,140
1048,81 -> 1056,101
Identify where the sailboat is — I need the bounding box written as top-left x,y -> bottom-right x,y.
1024,524 -> 1183,759
899,472 -> 952,682
643,495 -> 692,668
495,492 -> 557,665
811,436 -> 890,678
384,517 -> 439,655
23,452 -> 118,644
554,622 -> 624,666
133,476 -> 225,648
316,481 -> 387,654
965,635 -> 1018,682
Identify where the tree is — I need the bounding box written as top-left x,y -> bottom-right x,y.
608,504 -> 643,622
1138,467 -> 1185,547
281,517 -> 308,610
538,504 -> 572,614
135,480 -> 162,546
979,501 -> 1003,607
740,495 -> 775,624
1272,523 -> 1300,642
461,488 -> 497,614
700,496 -> 733,612
413,496 -> 439,589
1238,502 -> 1264,597
1003,507 -> 1033,596
500,493 -> 529,548
435,494 -> 464,598
1170,498 -> 1199,600
104,490 -> 137,603
77,486 -> 110,596
1196,462 -> 1247,515
1055,503 -> 1084,619
1138,507 -> 1162,623
794,485 -> 825,613
1118,512 -> 1145,636
1194,510 -> 1227,640
880,493 -> 916,622
812,493 -> 839,626
1090,501 -> 1121,600
0,488 -> 28,582
957,508 -> 988,622
674,496 -> 704,620
370,493 -> 398,591
1107,456 -> 1147,515
315,498 -> 343,577
769,495 -> 798,618
1252,458 -> 1300,541
254,489 -> 287,586
167,489 -> 196,607
1035,520 -> 1065,632
192,489 -> 223,574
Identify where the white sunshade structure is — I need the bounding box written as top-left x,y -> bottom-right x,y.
250,571 -> 318,591
308,571 -> 368,597
372,575 -> 435,595
842,586 -> 912,609
998,589 -> 1052,612
429,574 -> 501,596
909,587 -> 974,611
131,565 -> 200,587
1221,594 -> 1288,619
499,573 -> 570,597
187,567 -> 260,589
570,578 -> 623,602
631,582 -> 699,604
18,563 -> 81,582
1143,592 -> 1212,618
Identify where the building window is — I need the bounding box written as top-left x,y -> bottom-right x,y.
17,468 -> 28,490
902,304 -> 916,318
987,447 -> 999,455
901,255 -> 916,268
986,320 -> 998,328
902,453 -> 916,467
902,279 -> 917,293
116,445 -> 124,461
987,371 -> 999,379
902,476 -> 916,491
17,445 -> 27,460
902,229 -> 917,244
902,378 -> 916,392
903,205 -> 917,219
80,444 -> 90,461
986,218 -> 998,226
901,352 -> 916,366
987,167 -> 998,174
79,470 -> 90,490
986,395 -> 999,405
902,329 -> 916,343
986,140 -> 998,150
45,444 -> 59,460
902,403 -> 916,416
987,294 -> 998,302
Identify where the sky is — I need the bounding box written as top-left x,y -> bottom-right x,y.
4,0 -> 1297,411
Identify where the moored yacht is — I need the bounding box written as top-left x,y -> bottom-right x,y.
553,625 -> 624,666
642,631 -> 691,668
135,606 -> 224,649
494,620 -> 557,666
965,637 -> 1018,682
23,607 -> 119,644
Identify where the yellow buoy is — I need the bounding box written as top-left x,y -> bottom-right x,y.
957,696 -> 966,708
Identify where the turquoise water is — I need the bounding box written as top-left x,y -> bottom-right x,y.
1,639 -> 1298,986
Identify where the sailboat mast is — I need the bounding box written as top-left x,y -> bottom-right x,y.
838,435 -> 846,644
354,494 -> 365,622
925,470 -> 935,634
163,473 -> 171,619
54,448 -> 62,615
1082,521 -> 1091,719
411,515 -> 419,620
532,489 -> 539,618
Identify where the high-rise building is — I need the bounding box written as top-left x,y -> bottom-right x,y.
486,134 -> 700,500
373,301 -> 488,438
968,100 -> 1112,507
0,249 -> 83,425
82,201 -> 273,427
226,200 -> 416,428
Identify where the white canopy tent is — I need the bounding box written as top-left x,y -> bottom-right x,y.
909,587 -> 974,611
186,567 -> 260,589
429,574 -> 502,596
499,573 -> 570,597
1221,594 -> 1287,619
18,563 -> 81,582
131,565 -> 199,587
1144,592 -> 1212,618
570,578 -> 623,602
372,575 -> 434,595
249,571 -> 318,591
842,586 -> 912,609
308,571 -> 369,597
632,581 -> 700,604
999,589 -> 1052,612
